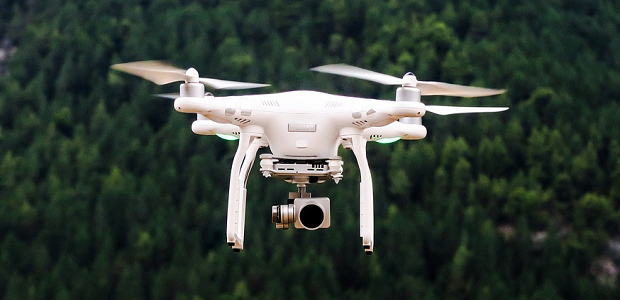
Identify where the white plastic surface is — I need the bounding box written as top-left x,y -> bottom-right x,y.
226,134 -> 265,250
364,122 -> 427,141
174,91 -> 427,158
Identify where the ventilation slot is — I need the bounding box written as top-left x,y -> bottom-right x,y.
370,134 -> 382,140
234,118 -> 251,124
352,120 -> 368,127
262,99 -> 280,107
326,100 -> 343,108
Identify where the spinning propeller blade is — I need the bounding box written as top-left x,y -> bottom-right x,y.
198,78 -> 270,90
111,61 -> 269,90
425,105 -> 508,115
111,61 -> 191,85
311,64 -> 404,85
311,64 -> 505,97
415,82 -> 505,97
154,93 -> 180,99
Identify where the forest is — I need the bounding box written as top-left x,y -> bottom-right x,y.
1,0 -> 620,299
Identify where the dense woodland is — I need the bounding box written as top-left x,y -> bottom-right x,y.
1,0 -> 620,299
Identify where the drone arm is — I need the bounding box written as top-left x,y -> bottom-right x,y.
175,96 -> 223,115
192,119 -> 240,136
364,122 -> 427,141
358,99 -> 426,128
387,101 -> 426,118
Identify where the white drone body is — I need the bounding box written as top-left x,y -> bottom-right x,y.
112,61 -> 507,254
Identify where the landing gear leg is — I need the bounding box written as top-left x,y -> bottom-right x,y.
226,133 -> 266,251
348,135 -> 374,254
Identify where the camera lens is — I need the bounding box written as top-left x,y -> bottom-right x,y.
299,204 -> 324,229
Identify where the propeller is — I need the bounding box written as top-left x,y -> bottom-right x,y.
111,61 -> 269,90
154,93 -> 180,99
311,64 -> 505,97
425,105 -> 508,115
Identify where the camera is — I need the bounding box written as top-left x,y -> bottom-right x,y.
272,197 -> 330,230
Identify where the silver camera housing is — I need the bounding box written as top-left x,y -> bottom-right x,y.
272,197 -> 330,230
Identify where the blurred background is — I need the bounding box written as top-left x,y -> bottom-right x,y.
1,0 -> 620,299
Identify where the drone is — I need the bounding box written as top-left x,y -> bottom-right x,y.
111,61 -> 507,254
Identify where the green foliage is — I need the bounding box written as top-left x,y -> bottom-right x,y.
1,0 -> 620,299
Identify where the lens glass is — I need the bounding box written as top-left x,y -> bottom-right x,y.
299,204 -> 324,229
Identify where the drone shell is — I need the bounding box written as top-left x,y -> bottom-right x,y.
174,90 -> 426,158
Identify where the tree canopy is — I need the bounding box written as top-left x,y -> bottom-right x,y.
1,0 -> 620,299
